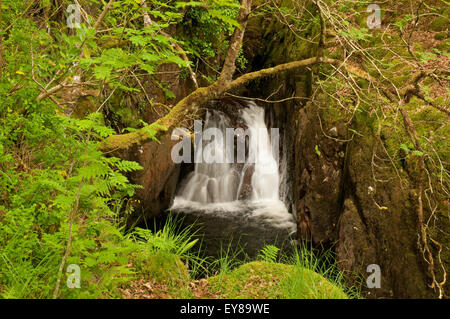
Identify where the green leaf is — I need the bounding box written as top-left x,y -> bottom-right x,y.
141,64 -> 155,74
209,9 -> 241,29
400,143 -> 410,152
314,145 -> 321,157
140,52 -> 160,62
94,65 -> 112,80
129,35 -> 148,46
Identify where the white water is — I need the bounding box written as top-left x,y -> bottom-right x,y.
176,109 -> 237,203
241,103 -> 280,201
171,101 -> 296,231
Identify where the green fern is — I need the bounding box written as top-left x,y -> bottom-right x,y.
257,245 -> 280,263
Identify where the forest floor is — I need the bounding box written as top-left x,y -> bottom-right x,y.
119,261 -> 352,299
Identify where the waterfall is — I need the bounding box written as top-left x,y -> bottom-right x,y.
171,101 -> 296,232
241,103 -> 280,201
176,110 -> 237,204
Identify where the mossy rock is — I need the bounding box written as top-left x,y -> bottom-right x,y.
383,58 -> 414,87
207,261 -> 348,299
132,251 -> 189,284
72,96 -> 97,119
98,35 -> 130,49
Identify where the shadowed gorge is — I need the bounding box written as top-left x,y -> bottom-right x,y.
170,100 -> 296,258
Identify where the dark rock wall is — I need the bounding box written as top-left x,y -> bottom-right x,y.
123,133 -> 181,225
293,102 -> 346,244
297,102 -> 437,298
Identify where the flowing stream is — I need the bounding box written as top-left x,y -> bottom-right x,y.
171,101 -> 296,232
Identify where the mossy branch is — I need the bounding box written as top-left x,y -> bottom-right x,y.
99,57 -> 353,152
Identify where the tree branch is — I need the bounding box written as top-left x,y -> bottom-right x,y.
218,0 -> 252,85
100,56 -> 328,152
140,0 -> 198,89
101,0 -> 255,152
37,0 -> 115,102
93,0 -> 115,30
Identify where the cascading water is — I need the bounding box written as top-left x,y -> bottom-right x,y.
174,109 -> 238,204
241,103 -> 280,201
171,101 -> 296,233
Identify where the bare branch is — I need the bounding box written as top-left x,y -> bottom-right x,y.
93,0 -> 115,30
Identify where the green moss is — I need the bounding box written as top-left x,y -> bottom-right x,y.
436,39 -> 450,52
132,250 -> 189,284
321,102 -> 349,124
100,130 -> 145,151
207,262 -> 289,298
430,9 -> 450,32
383,58 -> 414,87
291,36 -> 313,60
250,0 -> 317,66
98,36 -> 130,49
434,31 -> 449,40
279,266 -> 349,299
72,96 -> 96,119
207,261 -> 348,299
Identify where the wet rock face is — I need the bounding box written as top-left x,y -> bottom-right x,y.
293,102 -> 347,244
209,97 -> 250,128
336,128 -> 437,298
237,164 -> 254,200
291,100 -> 443,298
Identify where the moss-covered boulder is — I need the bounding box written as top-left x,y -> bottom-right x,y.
207,261 -> 348,299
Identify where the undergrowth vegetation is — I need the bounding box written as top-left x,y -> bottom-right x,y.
0,0 -> 242,299
0,105 -> 145,298
120,215 -> 360,299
